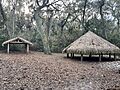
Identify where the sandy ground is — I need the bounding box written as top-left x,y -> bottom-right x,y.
0,51 -> 120,90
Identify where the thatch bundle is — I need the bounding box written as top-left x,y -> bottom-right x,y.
63,31 -> 120,55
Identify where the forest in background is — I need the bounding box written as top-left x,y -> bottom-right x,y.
0,0 -> 120,54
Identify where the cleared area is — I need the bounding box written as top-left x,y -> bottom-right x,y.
0,52 -> 120,90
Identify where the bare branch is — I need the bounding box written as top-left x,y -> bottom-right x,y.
43,0 -> 49,6
59,13 -> 71,28
36,0 -> 60,10
60,0 -> 67,7
36,0 -> 41,7
51,4 -> 60,11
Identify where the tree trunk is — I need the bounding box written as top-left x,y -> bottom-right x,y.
34,9 -> 51,54
45,10 -> 53,50
117,17 -> 120,33
0,0 -> 6,23
12,7 -> 15,38
82,0 -> 88,33
99,0 -> 107,39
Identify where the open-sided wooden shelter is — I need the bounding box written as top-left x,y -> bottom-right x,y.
2,37 -> 33,53
63,31 -> 120,61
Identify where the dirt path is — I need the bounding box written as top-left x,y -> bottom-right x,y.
0,52 -> 120,90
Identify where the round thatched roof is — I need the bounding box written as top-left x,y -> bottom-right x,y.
63,31 -> 120,55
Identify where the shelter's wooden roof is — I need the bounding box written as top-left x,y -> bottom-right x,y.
63,31 -> 120,54
2,37 -> 33,46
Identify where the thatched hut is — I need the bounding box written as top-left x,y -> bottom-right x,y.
63,31 -> 120,61
2,37 -> 33,54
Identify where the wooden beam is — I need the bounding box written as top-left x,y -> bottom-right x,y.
7,43 -> 10,54
10,42 -> 24,44
26,44 -> 29,53
81,54 -> 83,61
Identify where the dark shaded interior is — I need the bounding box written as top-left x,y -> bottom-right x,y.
64,55 -> 120,62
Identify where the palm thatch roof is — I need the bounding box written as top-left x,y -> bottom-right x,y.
63,31 -> 120,55
2,37 -> 33,46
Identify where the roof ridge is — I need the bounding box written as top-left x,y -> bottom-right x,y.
2,37 -> 33,46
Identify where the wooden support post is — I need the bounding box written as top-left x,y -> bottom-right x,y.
71,53 -> 72,58
99,54 -> 101,62
101,53 -> 103,58
73,53 -> 74,58
67,53 -> 69,58
26,44 -> 29,53
81,54 -> 83,62
114,53 -> 116,61
89,53 -> 92,58
25,44 -> 27,53
7,43 -> 10,54
109,53 -> 111,59
71,53 -> 73,58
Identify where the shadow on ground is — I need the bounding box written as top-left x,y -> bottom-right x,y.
64,56 -> 120,62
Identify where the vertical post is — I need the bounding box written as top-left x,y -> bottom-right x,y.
109,53 -> 111,59
7,43 -> 10,54
89,53 -> 92,57
114,53 -> 116,61
71,53 -> 74,58
99,54 -> 101,62
67,53 -> 69,58
81,54 -> 83,62
25,44 -> 27,53
73,53 -> 74,58
71,53 -> 73,58
101,53 -> 103,58
26,44 -> 29,53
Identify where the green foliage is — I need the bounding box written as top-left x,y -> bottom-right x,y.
9,44 -> 24,51
0,35 -> 7,50
108,31 -> 120,47
0,0 -> 120,53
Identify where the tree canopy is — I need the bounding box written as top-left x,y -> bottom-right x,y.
0,0 -> 120,54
